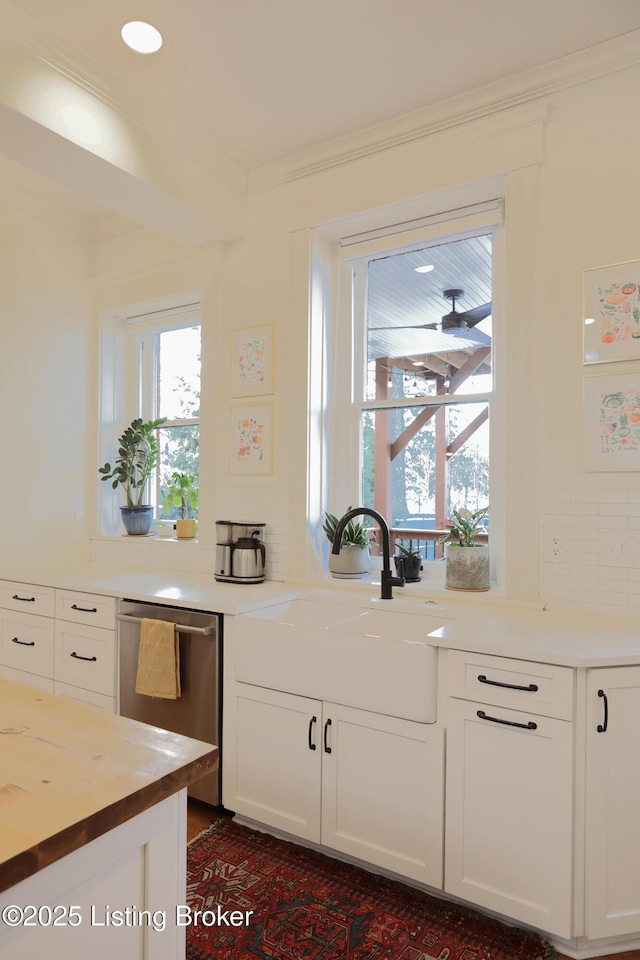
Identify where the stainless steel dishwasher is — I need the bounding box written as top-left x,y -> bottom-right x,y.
117,599 -> 222,806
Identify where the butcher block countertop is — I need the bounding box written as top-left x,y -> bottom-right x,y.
0,679 -> 218,893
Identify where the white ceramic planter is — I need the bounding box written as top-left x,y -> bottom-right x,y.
329,545 -> 370,579
445,543 -> 490,591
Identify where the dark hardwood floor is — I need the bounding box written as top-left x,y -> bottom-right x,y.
185,800 -> 640,960
186,798 -> 227,841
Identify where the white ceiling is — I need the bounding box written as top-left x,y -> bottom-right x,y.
4,0 -> 640,174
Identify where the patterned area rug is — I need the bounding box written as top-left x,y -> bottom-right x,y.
186,816 -> 556,960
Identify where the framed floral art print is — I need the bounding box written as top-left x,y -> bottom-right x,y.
230,324 -> 273,397
229,404 -> 273,475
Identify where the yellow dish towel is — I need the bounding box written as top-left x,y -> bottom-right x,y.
135,618 -> 181,700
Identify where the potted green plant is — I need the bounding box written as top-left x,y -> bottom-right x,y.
323,507 -> 371,578
437,506 -> 490,591
99,417 -> 167,536
393,538 -> 422,582
161,471 -> 199,539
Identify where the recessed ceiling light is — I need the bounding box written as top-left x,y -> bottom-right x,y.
121,21 -> 163,54
414,264 -> 434,273
584,317 -> 596,325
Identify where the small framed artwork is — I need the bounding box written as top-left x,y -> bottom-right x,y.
230,324 -> 273,397
583,260 -> 640,364
229,404 -> 273,475
584,373 -> 640,471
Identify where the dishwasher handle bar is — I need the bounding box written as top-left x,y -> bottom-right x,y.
116,613 -> 216,636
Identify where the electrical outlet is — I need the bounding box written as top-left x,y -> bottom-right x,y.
542,534 -> 565,563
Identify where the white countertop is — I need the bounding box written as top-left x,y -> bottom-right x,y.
1,562 -> 639,667
0,561 -> 296,615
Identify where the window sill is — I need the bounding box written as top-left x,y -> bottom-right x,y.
90,535 -> 215,576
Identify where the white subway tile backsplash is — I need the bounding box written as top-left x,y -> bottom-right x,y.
540,513 -> 571,526
599,503 -> 640,516
572,491 -> 629,503
540,490 -> 640,618
567,503 -> 599,515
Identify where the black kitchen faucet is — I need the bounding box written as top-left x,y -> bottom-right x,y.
331,507 -> 405,600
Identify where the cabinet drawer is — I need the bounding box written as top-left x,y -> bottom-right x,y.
1,611 -> 54,678
0,580 -> 55,618
447,650 -> 574,720
54,622 -> 117,696
55,590 -> 116,629
1,664 -> 54,693
54,681 -> 116,713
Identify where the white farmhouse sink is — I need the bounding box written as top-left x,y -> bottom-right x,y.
247,599 -> 366,629
233,600 -> 455,723
335,608 -> 448,639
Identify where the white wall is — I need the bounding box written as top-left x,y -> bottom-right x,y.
533,65 -> 640,616
0,202 -> 93,567
9,48 -> 635,612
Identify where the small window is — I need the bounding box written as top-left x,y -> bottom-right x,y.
133,319 -> 201,520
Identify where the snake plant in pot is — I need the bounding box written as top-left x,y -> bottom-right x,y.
323,507 -> 371,578
99,417 -> 167,535
437,506 -> 490,591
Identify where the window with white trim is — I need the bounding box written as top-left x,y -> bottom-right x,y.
127,311 -> 201,521
335,202 -> 502,564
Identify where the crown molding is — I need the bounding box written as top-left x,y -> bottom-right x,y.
249,28 -> 640,194
2,25 -> 247,197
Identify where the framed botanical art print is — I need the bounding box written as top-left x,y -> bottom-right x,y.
583,260 -> 640,364
584,373 -> 640,471
229,404 -> 273,475
230,324 -> 273,397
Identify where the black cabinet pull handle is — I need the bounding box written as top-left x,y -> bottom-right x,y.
477,709 -> 537,730
323,718 -> 332,753
308,716 -> 317,750
12,636 -> 35,647
597,689 -> 608,733
12,594 -> 35,602
70,651 -> 97,662
477,674 -> 538,692
71,604 -> 98,613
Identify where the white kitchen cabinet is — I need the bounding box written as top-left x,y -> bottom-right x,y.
445,652 -> 574,939
321,700 -> 443,885
0,609 -> 54,679
0,663 -> 54,693
53,589 -> 117,712
231,684 -> 322,840
0,580 -> 117,710
0,582 -> 55,687
228,681 -> 444,886
585,666 -> 640,940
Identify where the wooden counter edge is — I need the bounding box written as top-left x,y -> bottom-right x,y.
0,747 -> 218,894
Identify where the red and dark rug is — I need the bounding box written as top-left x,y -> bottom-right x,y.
186,816 -> 556,960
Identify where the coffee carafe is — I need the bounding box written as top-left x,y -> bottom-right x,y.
215,521 -> 266,583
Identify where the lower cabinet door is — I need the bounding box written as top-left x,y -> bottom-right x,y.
445,697 -> 573,938
585,666 -> 640,939
1,664 -> 54,693
229,684 -> 322,841
321,702 -> 444,887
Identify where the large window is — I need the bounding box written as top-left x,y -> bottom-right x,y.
349,228 -> 494,560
